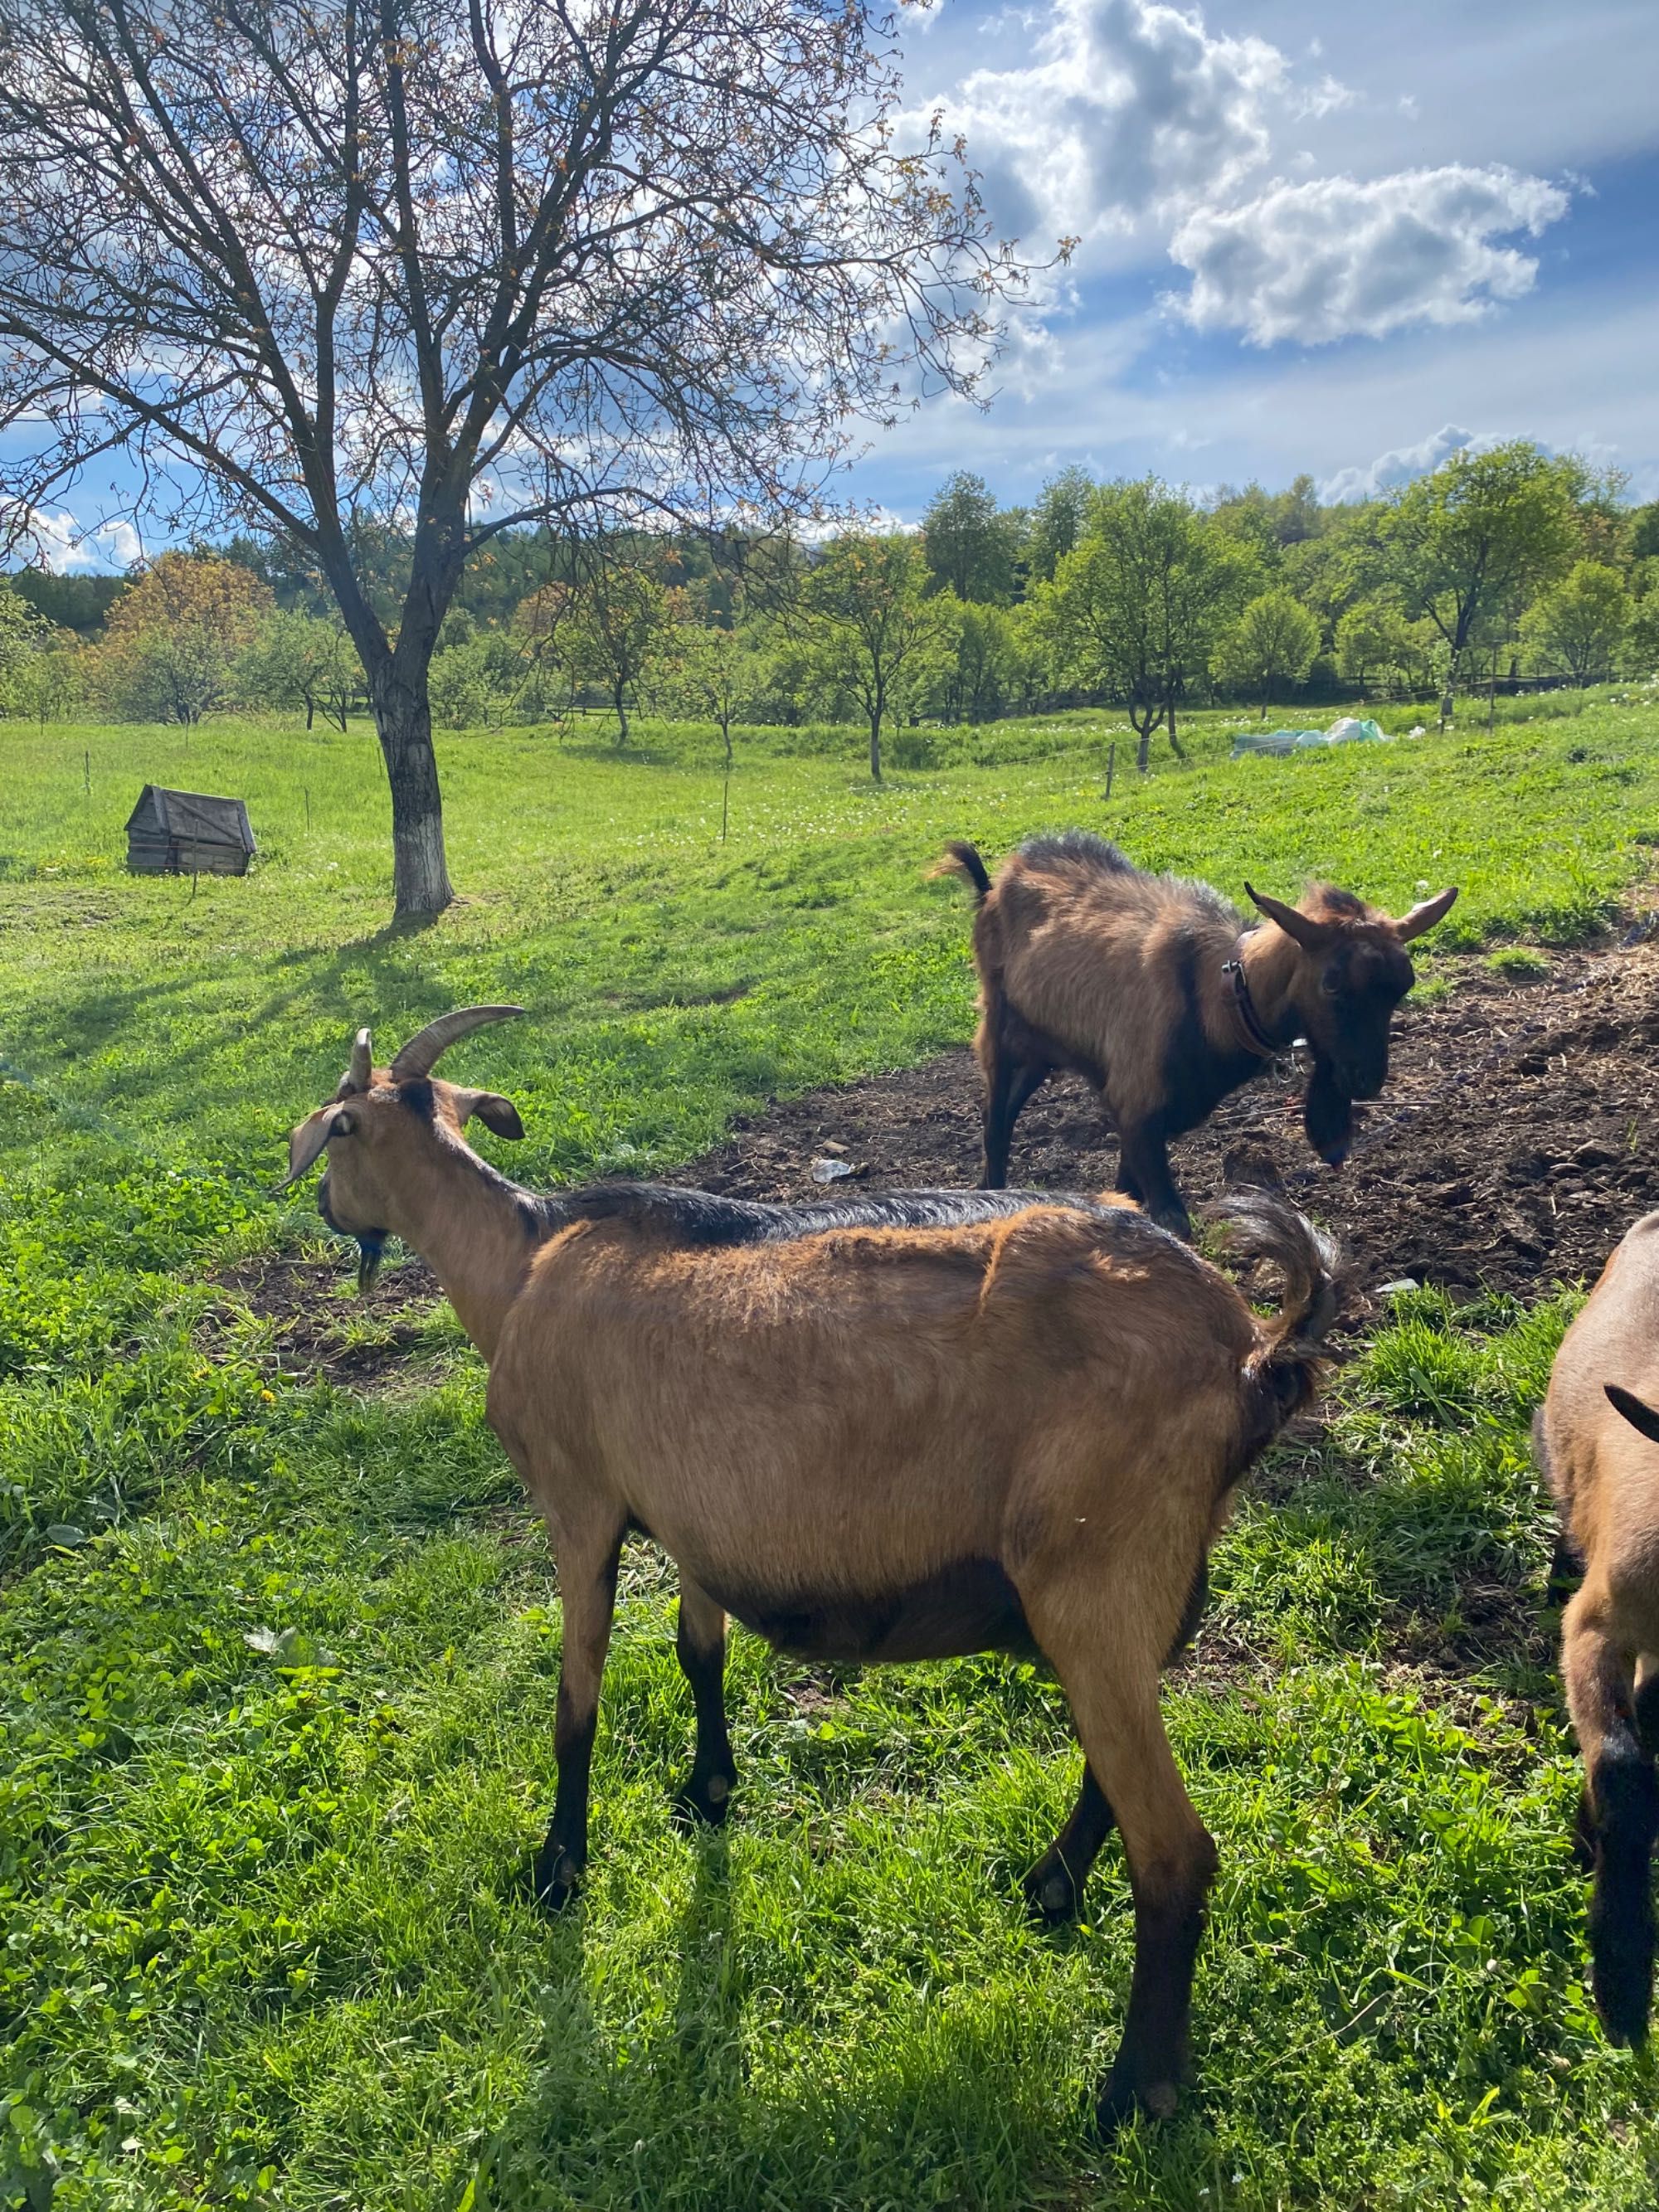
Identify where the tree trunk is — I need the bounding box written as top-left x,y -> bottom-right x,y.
614,680 -> 630,745
1165,694 -> 1185,761
869,695 -> 883,781
1132,702 -> 1160,773
371,668 -> 455,921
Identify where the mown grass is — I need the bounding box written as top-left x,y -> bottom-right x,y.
6,700 -> 1659,2209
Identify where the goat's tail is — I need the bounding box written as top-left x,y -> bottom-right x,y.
1212,1192 -> 1344,1431
930,839 -> 993,904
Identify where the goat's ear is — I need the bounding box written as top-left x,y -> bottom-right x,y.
1394,886 -> 1458,942
1605,1383 -> 1659,1446
1244,882 -> 1335,953
280,1105 -> 353,1189
459,1090 -> 526,1140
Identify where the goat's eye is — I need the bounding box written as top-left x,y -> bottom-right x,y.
331,1108 -> 357,1138
1320,971 -> 1341,997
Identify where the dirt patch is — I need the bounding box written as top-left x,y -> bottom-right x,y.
664,937 -> 1659,1298
212,1250 -> 442,1387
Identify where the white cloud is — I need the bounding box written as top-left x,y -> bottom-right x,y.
1291,73 -> 1355,121
1166,164 -> 1571,345
1319,423 -> 1486,503
922,0 -> 1297,258
5,508 -> 141,573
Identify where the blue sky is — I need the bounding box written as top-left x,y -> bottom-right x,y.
847,0 -> 1659,518
12,0 -> 1657,566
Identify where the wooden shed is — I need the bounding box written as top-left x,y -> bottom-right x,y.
125,786 -> 256,877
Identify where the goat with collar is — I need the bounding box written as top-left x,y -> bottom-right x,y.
935,831 -> 1457,1240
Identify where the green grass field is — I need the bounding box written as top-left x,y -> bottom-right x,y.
6,700 -> 1659,2210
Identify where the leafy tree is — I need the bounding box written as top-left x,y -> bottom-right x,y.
3,633 -> 82,731
241,612 -> 359,730
663,619 -> 773,839
1278,509 -> 1374,630
1209,474 -> 1322,565
426,643 -> 506,732
1024,466 -> 1094,586
1625,558 -> 1659,675
0,586 -> 49,688
921,473 -> 1017,603
800,533 -> 946,780
1335,599 -> 1434,700
1632,505 -> 1659,564
3,569 -> 125,634
1213,591 -> 1321,717
1036,482 -> 1246,768
1520,561 -> 1632,694
557,564 -> 675,743
1379,441 -> 1581,695
938,600 -> 1029,722
0,0 -> 1012,917
92,552 -> 270,723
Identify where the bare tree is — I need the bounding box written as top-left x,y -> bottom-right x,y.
0,0 -> 1013,916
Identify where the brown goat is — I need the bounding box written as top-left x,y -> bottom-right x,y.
282,1005 -> 1341,2132
1537,1210 -> 1659,2046
936,833 -> 1457,1237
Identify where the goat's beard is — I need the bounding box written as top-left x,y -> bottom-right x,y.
1303,1057 -> 1354,1168
356,1232 -> 387,1293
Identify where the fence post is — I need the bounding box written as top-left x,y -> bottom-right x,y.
1104,740 -> 1116,801
83,748 -> 90,797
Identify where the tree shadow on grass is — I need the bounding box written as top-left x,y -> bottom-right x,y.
3,916 -> 521,1143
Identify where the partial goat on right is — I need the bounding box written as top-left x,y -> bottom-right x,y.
1537,1208 -> 1659,2046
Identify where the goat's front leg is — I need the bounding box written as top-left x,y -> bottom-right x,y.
533,1524 -> 624,1911
671,1575 -> 737,1828
1024,1761 -> 1116,1923
1116,1124 -> 1191,1242
1564,1590 -> 1658,2044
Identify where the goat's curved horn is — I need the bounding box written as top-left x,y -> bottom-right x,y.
1394,885 -> 1458,942
345,1028 -> 372,1092
389,1004 -> 525,1082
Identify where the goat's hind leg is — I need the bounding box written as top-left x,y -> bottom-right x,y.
1024,1564 -> 1209,1924
1564,1592 -> 1659,2044
1028,1596 -> 1218,2131
671,1574 -> 737,1828
1024,1762 -> 1116,1923
978,1015 -> 1048,1189
533,1519 -> 624,1912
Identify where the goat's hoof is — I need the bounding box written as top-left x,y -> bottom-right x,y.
1022,1861 -> 1080,1925
670,1772 -> 734,1830
1593,1963 -> 1653,2050
532,1848 -> 584,1913
1094,2069 -> 1180,2137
